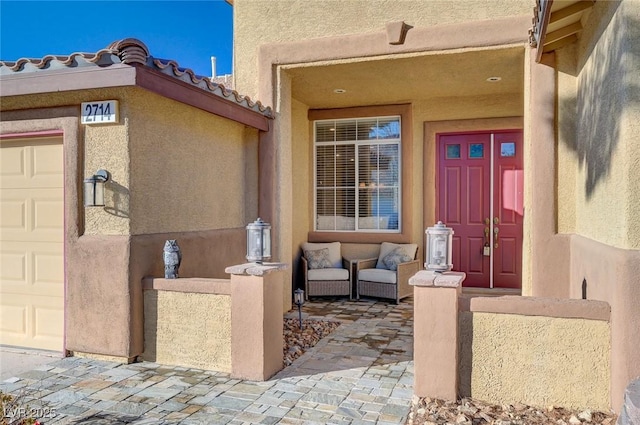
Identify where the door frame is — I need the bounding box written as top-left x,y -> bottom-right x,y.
431,125 -> 524,289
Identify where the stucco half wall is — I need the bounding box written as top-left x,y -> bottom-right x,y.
143,283 -> 232,372
459,296 -> 611,410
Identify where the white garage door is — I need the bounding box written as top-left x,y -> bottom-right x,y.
0,136 -> 64,351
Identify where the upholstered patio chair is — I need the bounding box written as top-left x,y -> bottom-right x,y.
301,242 -> 351,300
356,242 -> 420,304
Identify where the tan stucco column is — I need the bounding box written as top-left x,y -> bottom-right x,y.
410,270 -> 465,400
226,263 -> 287,381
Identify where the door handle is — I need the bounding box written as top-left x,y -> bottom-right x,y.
494,217 -> 500,225
494,227 -> 499,248
484,227 -> 490,245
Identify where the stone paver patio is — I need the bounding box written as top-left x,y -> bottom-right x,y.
1,297 -> 413,424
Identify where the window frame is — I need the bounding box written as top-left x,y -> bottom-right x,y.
313,116 -> 402,233
308,104 -> 413,244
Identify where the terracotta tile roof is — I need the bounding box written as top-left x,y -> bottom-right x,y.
0,38 -> 272,117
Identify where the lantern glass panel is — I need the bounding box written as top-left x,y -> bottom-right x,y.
84,177 -> 106,207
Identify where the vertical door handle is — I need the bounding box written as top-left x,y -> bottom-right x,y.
484,227 -> 490,245
494,227 -> 499,248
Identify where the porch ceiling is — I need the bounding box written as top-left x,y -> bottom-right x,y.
285,47 -> 524,109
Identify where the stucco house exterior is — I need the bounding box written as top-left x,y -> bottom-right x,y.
0,38 -> 273,361
1,0 -> 639,414
230,0 -> 640,411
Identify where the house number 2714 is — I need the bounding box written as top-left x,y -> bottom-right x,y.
81,100 -> 119,124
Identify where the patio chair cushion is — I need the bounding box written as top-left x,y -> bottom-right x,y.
308,267 -> 350,281
375,242 -> 418,270
302,242 -> 342,268
382,247 -> 413,271
303,248 -> 333,269
358,268 -> 397,284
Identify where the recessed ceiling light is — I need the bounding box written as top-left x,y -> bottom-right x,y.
486,76 -> 502,82
334,88 -> 346,94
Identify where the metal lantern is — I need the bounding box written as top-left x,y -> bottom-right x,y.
84,169 -> 110,207
246,218 -> 271,263
425,221 -> 454,272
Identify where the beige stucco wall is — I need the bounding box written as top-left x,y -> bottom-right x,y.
143,289 -> 231,372
552,1 -> 640,410
0,88 -> 133,235
291,97 -> 311,286
459,311 -> 610,410
1,86 -> 264,358
128,89 -> 259,235
2,87 -> 260,236
557,0 -> 639,250
233,0 -> 533,98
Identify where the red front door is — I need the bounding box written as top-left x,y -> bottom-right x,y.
437,131 -> 523,289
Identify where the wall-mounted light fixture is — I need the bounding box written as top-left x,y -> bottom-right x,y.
84,169 -> 110,207
246,218 -> 271,264
425,221 -> 454,272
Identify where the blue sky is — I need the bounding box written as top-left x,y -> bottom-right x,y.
0,1 -> 234,77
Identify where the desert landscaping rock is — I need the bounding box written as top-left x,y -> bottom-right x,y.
282,317 -> 340,367
407,397 -> 617,425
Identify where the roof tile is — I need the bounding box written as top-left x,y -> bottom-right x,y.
0,38 -> 272,118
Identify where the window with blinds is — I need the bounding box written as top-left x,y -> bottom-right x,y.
314,116 -> 401,232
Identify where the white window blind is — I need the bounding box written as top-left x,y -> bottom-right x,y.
314,116 -> 401,232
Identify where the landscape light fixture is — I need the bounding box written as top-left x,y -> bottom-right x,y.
293,288 -> 305,330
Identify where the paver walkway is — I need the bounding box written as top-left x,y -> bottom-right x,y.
1,298 -> 414,425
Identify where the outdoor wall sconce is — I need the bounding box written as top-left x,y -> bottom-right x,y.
83,169 -> 110,207
425,221 -> 454,272
246,218 -> 271,264
293,288 -> 305,330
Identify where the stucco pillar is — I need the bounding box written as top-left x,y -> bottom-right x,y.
525,49 -> 571,298
410,270 -> 465,400
226,263 -> 286,381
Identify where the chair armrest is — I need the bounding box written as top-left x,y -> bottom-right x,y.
397,259 -> 420,273
397,259 -> 421,284
355,258 -> 378,273
301,256 -> 309,279
342,257 -> 351,271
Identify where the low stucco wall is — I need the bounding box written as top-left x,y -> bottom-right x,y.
141,270 -> 284,380
143,285 -> 232,372
569,234 -> 640,412
459,296 -> 611,410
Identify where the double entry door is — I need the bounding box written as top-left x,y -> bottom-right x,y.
437,130 -> 523,289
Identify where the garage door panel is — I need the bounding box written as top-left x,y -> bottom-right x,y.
34,304 -> 64,340
33,197 -> 64,233
32,143 -> 64,180
0,294 -> 63,351
0,139 -> 63,189
33,250 -> 64,287
1,241 -> 63,294
1,137 -> 64,351
0,199 -> 27,231
0,145 -> 26,183
0,303 -> 27,334
0,251 -> 27,282
1,190 -> 63,242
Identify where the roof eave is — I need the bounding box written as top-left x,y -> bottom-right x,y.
0,64 -> 271,131
135,65 -> 271,131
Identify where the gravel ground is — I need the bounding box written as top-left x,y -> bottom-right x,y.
407,396 -> 618,425
282,317 -> 341,367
